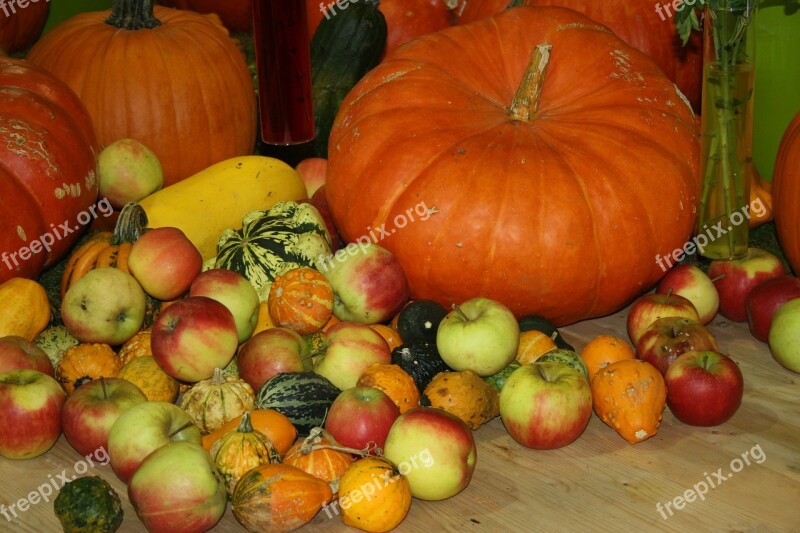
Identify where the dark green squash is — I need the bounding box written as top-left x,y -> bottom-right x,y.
255,371 -> 340,436
310,0 -> 387,157
391,340 -> 452,394
53,476 -> 123,533
518,314 -> 575,351
396,299 -> 448,344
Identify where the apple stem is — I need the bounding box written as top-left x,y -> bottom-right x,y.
536,362 -> 551,382
100,376 -> 108,400
451,303 -> 470,321
710,274 -> 726,283
168,420 -> 196,438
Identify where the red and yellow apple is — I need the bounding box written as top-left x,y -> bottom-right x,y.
635,317 -> 718,375
768,298 -> 800,373
189,268 -> 260,343
237,327 -> 309,392
324,386 -> 400,452
656,264 -> 720,324
626,291 -> 699,346
0,335 -> 54,377
745,275 -> 800,343
0,369 -> 66,459
97,138 -> 164,208
151,296 -> 239,382
295,157 -> 327,197
312,321 -> 391,390
128,226 -> 203,301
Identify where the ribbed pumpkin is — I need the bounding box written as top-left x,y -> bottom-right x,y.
0,0 -> 49,54
213,201 -> 332,301
456,0 -> 702,111
356,363 -> 420,414
282,428 -> 354,488
117,355 -> 179,403
158,0 -> 252,32
268,267 -> 334,335
772,111 -> 800,275
210,411 -> 282,495
232,464 -> 333,533
326,7 -> 700,326
180,367 -> 255,434
0,278 -> 50,341
117,329 -> 153,366
0,57 -> 99,282
337,456 -> 412,532
202,409 -> 297,456
57,343 -> 123,394
26,0 -> 256,187
60,203 -> 146,298
592,359 -> 666,444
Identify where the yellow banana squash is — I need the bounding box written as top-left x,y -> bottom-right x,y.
137,156 -> 308,260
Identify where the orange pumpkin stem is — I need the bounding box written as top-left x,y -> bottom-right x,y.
300,427 -> 381,457
106,0 -> 162,30
509,43 -> 552,122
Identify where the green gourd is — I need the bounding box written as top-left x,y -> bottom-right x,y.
53,476 -> 123,533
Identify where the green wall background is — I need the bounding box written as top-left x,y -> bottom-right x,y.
42,0 -> 114,33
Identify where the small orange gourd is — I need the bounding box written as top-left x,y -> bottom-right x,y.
357,363 -> 420,414
423,370 -> 500,430
370,324 -> 402,351
117,355 -> 179,403
337,456 -> 412,532
282,428 -> 354,489
268,267 -> 334,335
0,277 -> 51,341
591,359 -> 666,444
201,409 -> 297,456
57,343 -> 123,394
748,164 -> 773,229
117,329 -> 153,366
516,329 -> 557,365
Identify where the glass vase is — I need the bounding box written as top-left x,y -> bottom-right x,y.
697,1 -> 758,260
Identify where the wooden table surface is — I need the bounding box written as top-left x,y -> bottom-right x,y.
2,306 -> 799,533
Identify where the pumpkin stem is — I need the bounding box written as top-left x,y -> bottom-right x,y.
112,203 -> 148,245
237,411 -> 254,433
508,43 -> 552,122
106,0 -> 162,30
301,427 -> 381,457
211,367 -> 225,386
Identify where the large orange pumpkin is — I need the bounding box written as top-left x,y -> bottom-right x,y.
158,0 -> 252,32
455,0 -> 703,111
326,7 -> 700,326
0,58 -> 99,284
26,0 -> 256,187
773,111 -> 800,275
0,0 -> 49,54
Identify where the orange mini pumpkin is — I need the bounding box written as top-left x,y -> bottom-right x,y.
268,267 -> 334,335
57,343 -> 123,394
357,363 -> 420,414
283,428 -> 354,489
338,456 -> 412,532
117,355 -> 179,403
117,328 -> 153,366
516,329 -> 557,365
591,359 -> 666,444
0,278 -> 50,341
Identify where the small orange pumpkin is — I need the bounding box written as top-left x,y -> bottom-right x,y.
748,163 -> 773,229
232,463 -> 333,533
268,267 -> 334,335
337,456 -> 412,532
283,428 -> 354,489
370,324 -> 402,351
117,329 -> 153,366
57,343 -> 123,394
591,359 -> 666,444
117,355 -> 179,403
202,409 -> 297,457
356,363 -> 420,414
0,277 -> 50,341
516,329 -> 557,365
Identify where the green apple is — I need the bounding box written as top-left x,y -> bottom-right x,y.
61,267 -> 146,345
383,407 -> 476,501
313,321 -> 391,390
436,297 -> 519,376
768,298 -> 800,373
98,138 -> 164,208
128,441 -> 226,532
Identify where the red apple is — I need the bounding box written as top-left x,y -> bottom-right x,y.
295,157 -> 327,197
635,317 -> 718,375
320,242 -> 408,324
0,335 -> 54,377
301,185 -> 341,251
656,264 -> 720,324
708,247 -> 787,322
97,138 -> 164,208
151,296 -> 239,382
383,407 -> 476,501
61,377 -> 147,458
313,321 -> 391,390
128,226 -> 203,300
745,275 -> 800,343
237,327 -> 309,392
189,268 -> 260,343
0,369 -> 66,459
128,441 -> 226,533
108,400 -> 202,483
665,351 -> 744,426
325,386 -> 400,452
499,362 -> 592,449
626,291 -> 700,346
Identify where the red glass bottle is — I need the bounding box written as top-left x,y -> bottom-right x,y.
252,0 -> 315,145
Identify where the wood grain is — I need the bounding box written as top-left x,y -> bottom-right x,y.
2,307 -> 798,532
